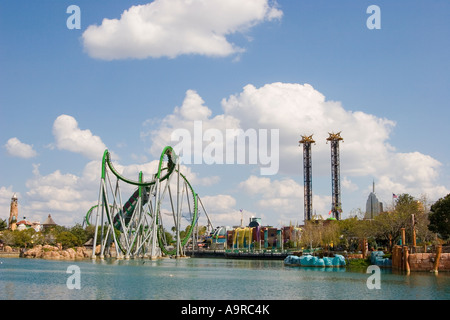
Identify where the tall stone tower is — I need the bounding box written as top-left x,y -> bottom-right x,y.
9,193 -> 18,231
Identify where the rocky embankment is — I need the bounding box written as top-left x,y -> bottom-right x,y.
22,244 -> 93,260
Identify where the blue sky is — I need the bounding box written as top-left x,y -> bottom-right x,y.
1,0 -> 449,227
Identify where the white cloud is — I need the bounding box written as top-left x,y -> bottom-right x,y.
374,152 -> 449,204
110,156 -> 220,188
199,194 -> 259,227
52,114 -> 107,160
23,162 -> 101,226
201,194 -> 236,212
9,83 -> 448,227
20,153 -> 218,226
5,137 -> 37,158
239,175 -> 304,224
0,186 -> 16,222
144,81 -> 449,219
1,114 -> 218,226
82,0 -> 282,60
238,175 -> 335,224
220,82 -> 398,177
0,186 -> 15,206
342,176 -> 358,192
147,89 -> 240,159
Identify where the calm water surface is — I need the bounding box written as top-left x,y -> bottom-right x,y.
0,257 -> 449,300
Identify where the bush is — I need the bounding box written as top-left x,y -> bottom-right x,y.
346,258 -> 371,268
0,224 -> 94,249
56,231 -> 79,249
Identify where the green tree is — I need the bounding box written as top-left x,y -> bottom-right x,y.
413,196 -> 435,244
337,216 -> 371,250
197,225 -> 207,237
339,216 -> 372,238
13,228 -> 36,247
0,218 -> 8,231
429,194 -> 450,241
370,193 -> 424,250
321,221 -> 340,249
0,230 -> 15,247
69,223 -> 89,246
56,231 -> 79,249
300,221 -> 322,252
42,225 -> 66,245
84,225 -> 96,241
164,231 -> 173,245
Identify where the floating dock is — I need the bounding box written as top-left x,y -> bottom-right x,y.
185,250 -> 290,260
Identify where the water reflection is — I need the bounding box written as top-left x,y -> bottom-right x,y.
287,266 -> 347,272
1,257 -> 449,300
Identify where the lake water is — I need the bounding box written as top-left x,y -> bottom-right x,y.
1,257 -> 449,300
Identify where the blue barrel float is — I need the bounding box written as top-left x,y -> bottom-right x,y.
370,251 -> 392,267
284,254 -> 346,267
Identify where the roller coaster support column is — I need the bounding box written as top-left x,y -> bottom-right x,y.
91,179 -> 102,260
150,176 -> 160,260
176,161 -> 182,258
86,146 -> 198,260
92,158 -> 124,260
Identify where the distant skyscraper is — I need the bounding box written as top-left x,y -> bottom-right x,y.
365,181 -> 383,219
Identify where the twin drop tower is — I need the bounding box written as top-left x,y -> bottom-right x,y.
299,132 -> 343,222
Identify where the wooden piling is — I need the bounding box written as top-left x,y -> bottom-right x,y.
362,238 -> 367,258
403,246 -> 410,274
432,245 -> 442,273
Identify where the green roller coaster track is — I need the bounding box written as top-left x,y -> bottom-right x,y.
86,146 -> 198,257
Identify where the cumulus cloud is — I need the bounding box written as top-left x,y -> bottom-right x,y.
23,162 -> 101,226
9,83 -> 448,226
373,152 -> 448,204
5,137 -> 37,158
221,82 -> 398,177
146,82 -> 399,177
110,157 -> 220,188
52,114 -> 107,160
199,194 -> 258,227
82,0 -> 282,60
1,114 -> 217,226
201,194 -> 236,212
144,81 -> 449,218
342,176 -> 358,192
239,175 -> 302,223
0,186 -> 16,221
238,175 -> 333,224
147,89 -> 240,160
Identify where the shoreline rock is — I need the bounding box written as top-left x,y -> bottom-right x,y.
22,244 -> 92,260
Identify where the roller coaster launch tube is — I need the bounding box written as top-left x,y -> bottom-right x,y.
87,146 -> 198,256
